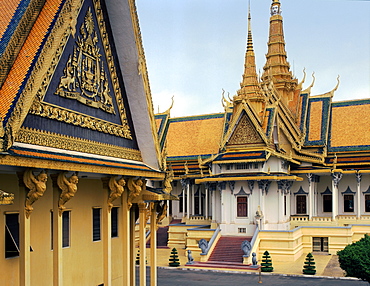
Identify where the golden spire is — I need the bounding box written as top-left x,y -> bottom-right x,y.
262,0 -> 298,101
236,1 -> 265,114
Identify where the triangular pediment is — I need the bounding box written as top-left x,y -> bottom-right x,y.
14,0 -> 141,160
227,111 -> 264,146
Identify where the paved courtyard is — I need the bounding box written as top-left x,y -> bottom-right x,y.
137,268 -> 368,286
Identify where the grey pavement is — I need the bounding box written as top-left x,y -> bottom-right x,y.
137,267 -> 369,286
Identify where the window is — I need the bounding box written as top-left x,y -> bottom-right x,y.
93,208 -> 101,241
235,163 -> 247,170
238,228 -> 246,233
296,195 -> 307,214
323,195 -> 332,212
5,213 -> 19,258
284,195 -> 287,216
237,197 -> 248,217
312,237 -> 328,252
62,211 -> 70,248
344,195 -> 354,212
111,207 -> 118,238
365,195 -> 370,212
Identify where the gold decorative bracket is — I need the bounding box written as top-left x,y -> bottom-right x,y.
24,169 -> 48,218
57,172 -> 79,215
108,176 -> 125,212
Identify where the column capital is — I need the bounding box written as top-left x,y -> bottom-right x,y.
355,172 -> 362,184
258,180 -> 271,195
331,172 -> 342,188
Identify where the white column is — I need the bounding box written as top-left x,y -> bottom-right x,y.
182,189 -> 185,218
307,174 -> 313,219
205,185 -> 209,219
198,187 -> 202,215
186,183 -> 190,219
331,172 -> 342,220
212,190 -> 216,222
356,173 -> 362,219
277,189 -> 282,223
191,184 -> 195,216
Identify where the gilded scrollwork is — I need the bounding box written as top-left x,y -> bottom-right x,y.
17,127 -> 142,161
29,102 -> 131,139
108,176 -> 125,211
57,172 -> 79,215
55,8 -> 116,115
24,169 -> 48,218
26,0 -> 132,144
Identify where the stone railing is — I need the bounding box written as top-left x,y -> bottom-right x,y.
198,227 -> 221,262
312,217 -> 332,222
290,215 -> 309,222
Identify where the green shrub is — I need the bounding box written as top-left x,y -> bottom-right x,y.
337,234 -> 370,282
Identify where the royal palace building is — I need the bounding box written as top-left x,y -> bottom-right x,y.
155,0 -> 370,262
0,0 -> 168,285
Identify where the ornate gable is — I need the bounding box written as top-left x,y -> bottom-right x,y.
228,112 -> 264,146
13,0 -> 141,160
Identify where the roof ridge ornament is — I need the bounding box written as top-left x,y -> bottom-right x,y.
271,0 -> 281,16
302,72 -> 315,94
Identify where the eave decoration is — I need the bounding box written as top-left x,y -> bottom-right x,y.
0,190 -> 14,205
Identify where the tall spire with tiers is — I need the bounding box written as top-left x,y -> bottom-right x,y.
235,2 -> 265,115
262,0 -> 298,104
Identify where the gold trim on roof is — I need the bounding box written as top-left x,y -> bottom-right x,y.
128,0 -> 162,168
31,0 -> 132,139
16,127 -> 142,161
195,175 -> 303,184
3,0 -> 81,150
0,155 -> 163,178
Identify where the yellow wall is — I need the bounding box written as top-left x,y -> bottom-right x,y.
0,175 -> 131,286
255,225 -> 370,262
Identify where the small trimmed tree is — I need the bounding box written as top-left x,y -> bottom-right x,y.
169,248 -> 180,267
337,234 -> 370,282
261,251 -> 273,272
303,253 -> 316,275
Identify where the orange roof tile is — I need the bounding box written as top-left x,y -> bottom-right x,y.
0,0 -> 63,119
0,0 -> 22,40
166,115 -> 224,157
308,100 -> 323,141
331,103 -> 370,147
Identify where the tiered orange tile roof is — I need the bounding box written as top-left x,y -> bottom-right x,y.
0,0 -> 63,121
330,100 -> 370,148
166,114 -> 224,157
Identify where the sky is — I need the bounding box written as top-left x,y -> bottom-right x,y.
136,0 -> 370,118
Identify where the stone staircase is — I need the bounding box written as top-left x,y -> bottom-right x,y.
209,236 -> 252,263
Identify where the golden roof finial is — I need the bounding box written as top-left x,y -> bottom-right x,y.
237,1 -> 261,102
